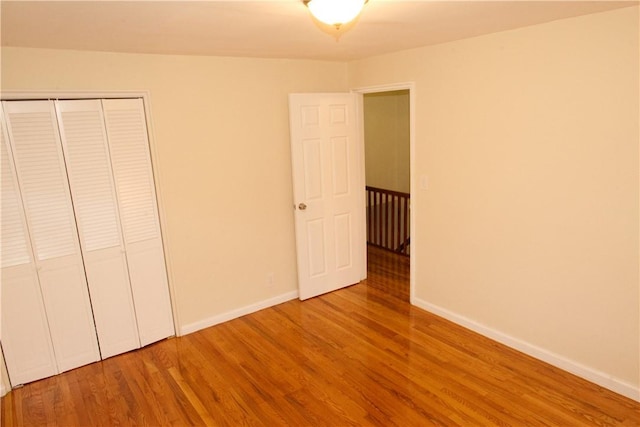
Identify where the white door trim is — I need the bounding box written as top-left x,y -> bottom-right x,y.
351,82 -> 417,304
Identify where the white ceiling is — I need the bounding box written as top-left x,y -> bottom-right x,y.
1,1 -> 636,61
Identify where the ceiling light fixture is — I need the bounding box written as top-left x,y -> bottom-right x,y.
303,0 -> 368,30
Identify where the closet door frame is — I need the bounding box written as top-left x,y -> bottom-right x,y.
1,91 -> 180,338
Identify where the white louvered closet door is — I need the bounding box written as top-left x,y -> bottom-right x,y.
3,101 -> 100,373
0,106 -> 58,386
56,100 -> 141,359
102,98 -> 174,346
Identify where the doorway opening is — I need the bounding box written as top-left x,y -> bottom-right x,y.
357,85 -> 414,302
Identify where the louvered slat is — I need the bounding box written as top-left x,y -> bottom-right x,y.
57,107 -> 121,252
5,105 -> 77,262
102,103 -> 159,245
0,118 -> 31,268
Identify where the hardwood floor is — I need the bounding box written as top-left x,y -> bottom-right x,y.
366,244 -> 410,302
2,250 -> 639,426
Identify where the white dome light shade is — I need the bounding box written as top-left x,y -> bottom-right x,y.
306,0 -> 366,27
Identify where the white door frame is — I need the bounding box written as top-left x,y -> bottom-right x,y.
351,82 -> 416,304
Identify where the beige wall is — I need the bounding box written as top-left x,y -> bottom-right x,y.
350,6 -> 639,391
364,90 -> 410,193
1,47 -> 348,328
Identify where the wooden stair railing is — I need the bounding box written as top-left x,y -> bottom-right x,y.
366,186 -> 410,256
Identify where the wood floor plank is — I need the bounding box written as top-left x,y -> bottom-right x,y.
309,294 -> 527,426
2,247 -> 639,426
74,362 -> 115,426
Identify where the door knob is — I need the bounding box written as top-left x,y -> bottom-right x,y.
298,203 -> 307,210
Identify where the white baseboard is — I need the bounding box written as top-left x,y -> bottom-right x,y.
412,297 -> 640,402
180,290 -> 299,336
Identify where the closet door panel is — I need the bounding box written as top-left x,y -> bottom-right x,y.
1,268 -> 57,384
3,100 -> 100,372
56,100 -> 140,359
81,248 -> 138,358
125,239 -> 174,345
0,109 -> 58,385
36,258 -> 98,371
102,98 -> 174,346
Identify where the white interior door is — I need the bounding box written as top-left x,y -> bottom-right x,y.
56,99 -> 141,359
3,100 -> 100,373
0,106 -> 58,386
289,93 -> 365,300
102,98 -> 174,346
